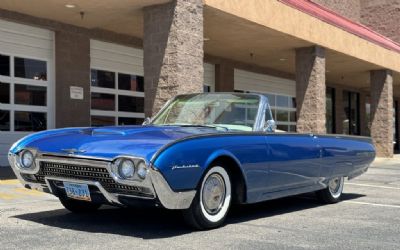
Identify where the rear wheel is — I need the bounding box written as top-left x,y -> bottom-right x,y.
316,176 -> 344,204
183,165 -> 232,229
59,197 -> 101,213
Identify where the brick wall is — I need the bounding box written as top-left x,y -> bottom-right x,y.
312,0 -> 361,21
360,0 -> 400,44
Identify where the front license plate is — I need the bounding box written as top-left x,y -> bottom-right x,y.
63,182 -> 91,201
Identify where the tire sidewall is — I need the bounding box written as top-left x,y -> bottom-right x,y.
193,166 -> 232,228
329,176 -> 344,200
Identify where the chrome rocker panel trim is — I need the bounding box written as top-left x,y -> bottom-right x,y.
8,152 -> 196,209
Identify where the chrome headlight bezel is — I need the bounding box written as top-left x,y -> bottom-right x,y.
110,156 -> 148,182
20,150 -> 34,168
13,148 -> 39,174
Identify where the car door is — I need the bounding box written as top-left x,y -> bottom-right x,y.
263,133 -> 322,193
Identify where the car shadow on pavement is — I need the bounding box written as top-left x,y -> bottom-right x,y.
13,192 -> 365,239
227,192 -> 365,225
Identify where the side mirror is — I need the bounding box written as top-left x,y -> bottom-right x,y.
142,117 -> 151,125
264,119 -> 276,132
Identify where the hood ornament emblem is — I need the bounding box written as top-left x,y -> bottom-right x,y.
61,148 -> 86,155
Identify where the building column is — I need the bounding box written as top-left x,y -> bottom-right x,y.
295,46 -> 326,134
215,62 -> 234,92
143,0 -> 204,116
55,31 -> 90,127
370,70 -> 394,158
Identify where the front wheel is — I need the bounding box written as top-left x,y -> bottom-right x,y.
59,197 -> 101,213
183,166 -> 232,229
316,176 -> 344,204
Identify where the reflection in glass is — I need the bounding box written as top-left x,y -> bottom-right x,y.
14,57 -> 47,80
289,97 -> 296,108
91,93 -> 115,111
15,84 -> 47,106
15,111 -> 46,131
91,116 -> 115,127
265,94 -> 275,107
0,110 -> 10,131
276,110 -> 289,122
203,85 -> 211,93
276,95 -> 289,107
342,90 -> 360,135
277,124 -> 289,132
0,82 -> 10,104
91,70 -> 115,88
0,54 -> 10,76
118,117 -> 144,125
326,87 -> 335,134
118,73 -> 144,92
118,96 -> 144,113
289,111 -> 296,122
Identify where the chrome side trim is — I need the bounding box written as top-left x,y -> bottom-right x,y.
149,167 -> 196,209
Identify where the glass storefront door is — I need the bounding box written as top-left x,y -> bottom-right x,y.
342,90 -> 360,135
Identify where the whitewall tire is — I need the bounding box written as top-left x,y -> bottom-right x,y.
316,176 -> 344,204
183,165 -> 232,229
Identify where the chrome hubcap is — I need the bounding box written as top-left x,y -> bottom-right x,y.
328,177 -> 342,195
202,173 -> 226,215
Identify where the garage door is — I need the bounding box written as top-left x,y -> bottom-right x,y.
234,69 -> 297,132
90,40 -> 145,126
0,19 -> 54,166
204,63 -> 215,92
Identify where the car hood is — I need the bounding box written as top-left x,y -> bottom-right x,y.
10,125 -> 219,162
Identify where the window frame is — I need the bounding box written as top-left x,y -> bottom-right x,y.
0,53 -> 51,132
90,67 -> 145,126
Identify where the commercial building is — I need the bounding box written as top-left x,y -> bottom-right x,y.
1,0 -> 400,166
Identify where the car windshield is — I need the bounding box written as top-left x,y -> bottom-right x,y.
151,93 -> 260,131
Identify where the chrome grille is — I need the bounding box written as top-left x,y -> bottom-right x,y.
33,161 -> 153,197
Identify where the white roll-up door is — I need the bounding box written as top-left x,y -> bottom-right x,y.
203,63 -> 215,92
0,19 -> 54,166
234,69 -> 297,132
90,40 -> 145,126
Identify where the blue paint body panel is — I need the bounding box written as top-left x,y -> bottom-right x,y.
9,126 -> 375,204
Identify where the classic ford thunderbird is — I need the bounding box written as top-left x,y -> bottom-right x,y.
9,93 -> 375,229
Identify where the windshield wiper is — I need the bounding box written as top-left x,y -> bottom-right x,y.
162,124 -> 229,131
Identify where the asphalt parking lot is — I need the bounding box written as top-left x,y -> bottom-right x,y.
1,159 -> 399,250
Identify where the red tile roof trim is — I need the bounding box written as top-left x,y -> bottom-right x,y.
279,0 -> 400,53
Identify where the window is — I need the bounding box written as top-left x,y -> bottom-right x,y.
14,84 -> 47,106
14,111 -> 46,131
90,69 -> 144,126
0,110 -> 10,131
326,87 -> 335,134
0,56 -> 49,132
0,82 -> 10,104
269,94 -> 296,132
14,57 -> 47,80
0,54 -> 10,76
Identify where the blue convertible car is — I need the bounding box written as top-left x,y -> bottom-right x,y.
9,93 -> 375,229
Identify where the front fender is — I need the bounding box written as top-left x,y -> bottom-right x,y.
152,138 -> 245,192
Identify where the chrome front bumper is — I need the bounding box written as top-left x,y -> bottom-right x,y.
8,153 -> 196,209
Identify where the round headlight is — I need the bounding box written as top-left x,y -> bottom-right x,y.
20,150 -> 34,168
137,161 -> 148,180
118,159 -> 135,179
